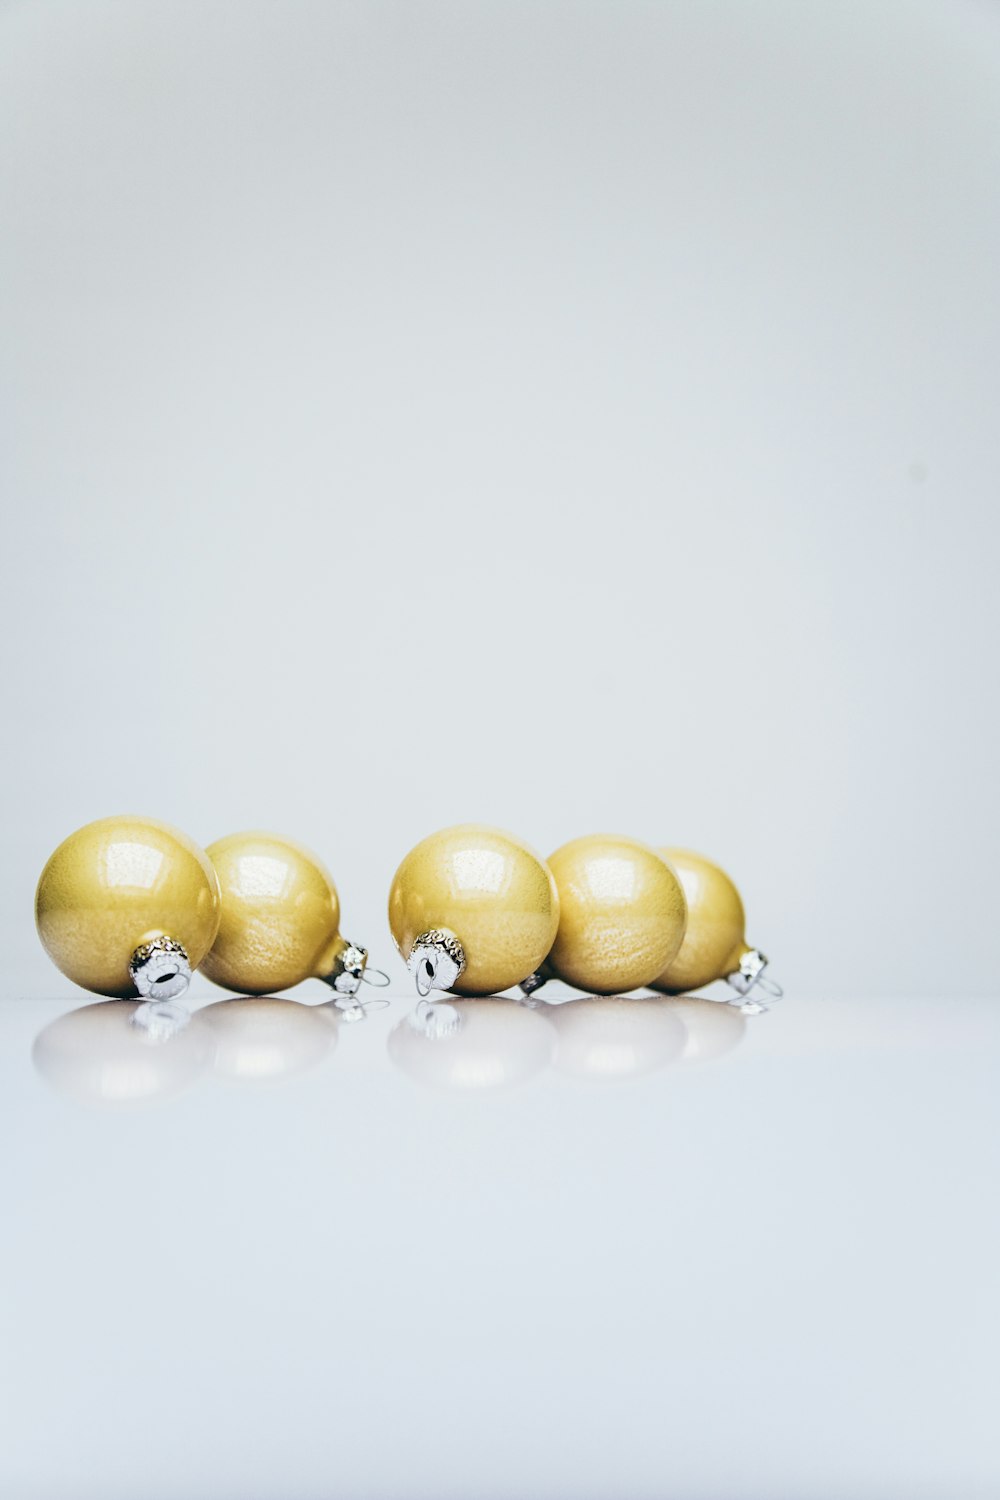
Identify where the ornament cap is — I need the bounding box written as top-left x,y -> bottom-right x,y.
129,937 -> 192,1001
408,929 -> 466,997
325,940 -> 369,996
725,948 -> 783,1014
519,969 -> 549,998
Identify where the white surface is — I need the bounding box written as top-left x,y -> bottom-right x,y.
2,987 -> 998,1499
2,0 -> 1000,1000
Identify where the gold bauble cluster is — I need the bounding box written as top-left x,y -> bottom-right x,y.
388,825 -> 768,1001
35,817 -> 770,1005
35,818 -> 367,1001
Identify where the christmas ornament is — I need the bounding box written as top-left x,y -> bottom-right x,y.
200,832 -> 386,998
35,816 -> 221,999
388,824 -> 560,996
650,848 -> 780,1011
521,834 -> 686,996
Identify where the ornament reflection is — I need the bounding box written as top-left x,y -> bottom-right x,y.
32,989 -> 748,1107
31,992 -> 379,1105
544,995 -> 688,1080
386,990 -> 746,1098
389,992 -> 746,1091
667,995 -> 747,1062
32,1000 -> 214,1107
388,998 -> 553,1091
199,996 -> 339,1083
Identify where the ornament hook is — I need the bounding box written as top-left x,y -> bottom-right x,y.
323,942 -> 392,1017
415,957 -> 435,998
327,940 -> 386,997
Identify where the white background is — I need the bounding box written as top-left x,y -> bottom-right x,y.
3,0 -> 999,1001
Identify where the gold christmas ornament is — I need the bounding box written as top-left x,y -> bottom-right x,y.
35,816 -> 221,1000
201,832 -> 384,998
388,824 -> 560,996
523,834 -> 687,996
650,848 -> 779,1010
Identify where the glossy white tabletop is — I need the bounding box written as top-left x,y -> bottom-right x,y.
2,984 -> 996,1500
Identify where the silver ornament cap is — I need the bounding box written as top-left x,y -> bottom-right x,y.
129,937 -> 192,1001
725,948 -> 783,1014
329,942 -> 370,997
408,929 -> 466,996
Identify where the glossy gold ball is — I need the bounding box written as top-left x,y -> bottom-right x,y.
388,825 -> 560,996
650,848 -> 749,993
201,832 -> 346,995
35,816 -> 221,998
545,834 -> 687,994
